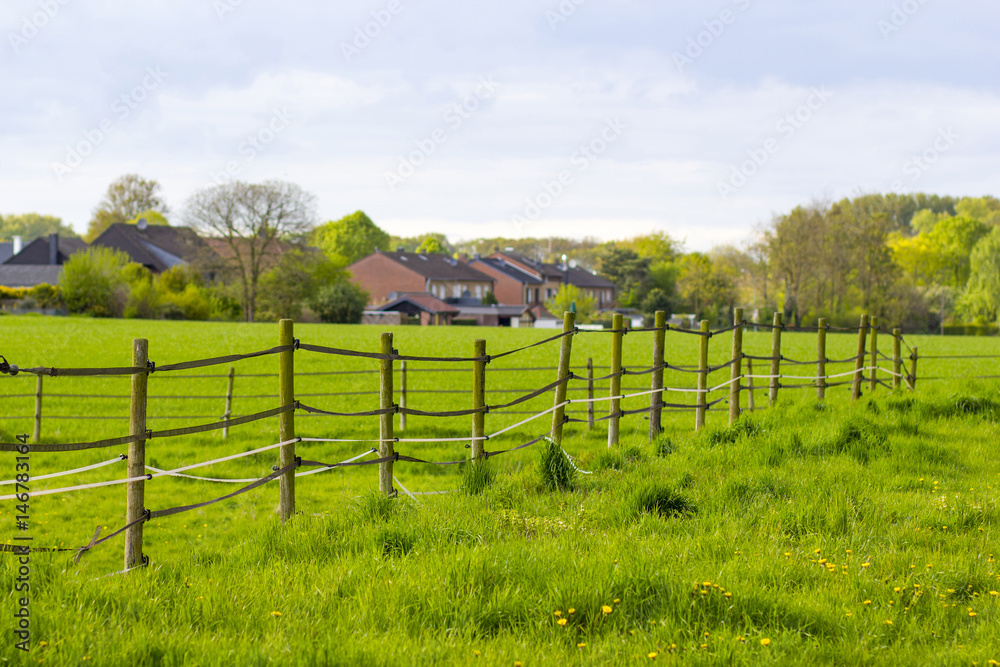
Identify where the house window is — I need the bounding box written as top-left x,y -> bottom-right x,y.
475,285 -> 482,299
453,284 -> 461,298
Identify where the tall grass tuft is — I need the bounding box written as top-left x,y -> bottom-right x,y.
354,490 -> 398,523
823,415 -> 890,464
462,458 -> 496,495
704,414 -> 763,446
594,446 -> 646,471
620,481 -> 696,522
653,432 -> 676,457
538,436 -> 575,491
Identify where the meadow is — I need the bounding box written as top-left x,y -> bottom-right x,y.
0,316 -> 998,665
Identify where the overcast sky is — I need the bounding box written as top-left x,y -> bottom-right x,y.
2,0 -> 998,251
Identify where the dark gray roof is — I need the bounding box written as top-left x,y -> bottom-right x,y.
374,292 -> 460,314
0,242 -> 11,264
493,251 -> 564,278
91,223 -> 212,273
0,265 -> 62,288
564,266 -> 616,289
470,257 -> 543,284
2,236 -> 86,265
379,251 -> 493,282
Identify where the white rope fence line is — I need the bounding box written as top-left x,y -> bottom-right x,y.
745,366 -> 896,382
0,455 -> 125,486
0,474 -> 152,502
392,475 -> 420,503
147,438 -> 296,479
296,449 -> 378,478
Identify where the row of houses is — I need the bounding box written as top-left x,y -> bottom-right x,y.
348,248 -> 620,327
1,226 -> 626,327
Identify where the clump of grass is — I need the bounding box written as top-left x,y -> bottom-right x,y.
621,481 -> 696,521
705,415 -> 763,445
653,433 -> 676,457
594,446 -> 646,471
538,436 -> 575,491
942,394 -> 999,420
487,479 -> 525,511
376,527 -> 415,557
462,459 -> 496,495
354,490 -> 397,523
823,415 -> 890,464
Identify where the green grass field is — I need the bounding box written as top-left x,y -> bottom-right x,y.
1,316 -> 998,665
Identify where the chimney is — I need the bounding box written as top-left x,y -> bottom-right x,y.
49,234 -> 59,265
12,236 -> 22,255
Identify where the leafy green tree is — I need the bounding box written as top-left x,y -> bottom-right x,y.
0,213 -> 78,243
86,174 -> 169,242
640,287 -> 672,316
482,290 -> 498,306
390,233 -> 453,254
256,249 -> 334,321
59,247 -> 131,316
309,281 -> 368,324
959,228 -> 1000,324
599,246 -> 652,308
416,236 -> 446,254
956,196 -> 1000,227
545,284 -> 595,322
925,216 -> 990,287
312,211 -> 390,266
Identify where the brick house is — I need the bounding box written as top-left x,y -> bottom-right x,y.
348,250 -> 495,305
474,251 -> 617,308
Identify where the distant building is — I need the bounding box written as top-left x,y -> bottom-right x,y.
348,250 -> 495,305
369,292 -> 461,326
90,223 -> 213,274
0,234 -> 86,288
480,250 -> 617,308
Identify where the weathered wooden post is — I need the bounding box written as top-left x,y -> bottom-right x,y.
608,313 -> 624,447
908,346 -> 918,391
586,357 -> 594,430
399,360 -> 407,432
851,314 -> 868,401
869,316 -> 879,393
892,328 -> 902,390
222,366 -> 235,439
551,312 -> 576,444
696,319 -> 710,431
649,311 -> 666,441
769,313 -> 782,407
817,318 -> 827,400
471,340 -> 486,462
379,332 -> 395,497
278,319 -> 295,522
729,308 -> 743,426
33,375 -> 42,443
124,338 -> 148,570
746,357 -> 756,411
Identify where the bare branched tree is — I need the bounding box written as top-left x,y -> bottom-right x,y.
184,180 -> 317,322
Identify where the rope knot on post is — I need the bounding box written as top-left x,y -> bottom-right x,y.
146,360 -> 155,373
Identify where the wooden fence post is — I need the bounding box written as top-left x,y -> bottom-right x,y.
608,313 -> 624,448
909,346 -> 918,391
379,332 -> 395,497
769,313 -> 782,407
851,314 -> 868,401
649,311 -> 666,441
124,338 -> 148,571
586,357 -> 594,430
892,328 -> 902,390
551,312 -> 576,445
471,340 -> 486,461
817,318 -> 827,400
746,358 -> 756,411
33,375 -> 42,443
399,361 -> 407,432
869,316 -> 879,393
696,319 -> 710,431
729,308 -> 743,426
278,319 -> 295,522
222,366 -> 234,439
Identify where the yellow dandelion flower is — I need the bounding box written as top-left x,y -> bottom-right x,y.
884,620 -> 893,625
761,638 -> 771,646
39,641 -> 48,647
736,636 -> 745,642
602,605 -> 613,614
614,598 -> 621,604
473,650 -> 481,657
969,612 -> 978,617
515,662 -> 523,667
270,611 -> 282,617
990,591 -> 999,596
864,600 -> 871,605
724,592 -> 732,598
862,562 -> 870,568
700,643 -> 708,649
568,608 -> 576,614
648,652 -> 657,659
557,618 -> 568,626
846,612 -> 852,617
814,548 -> 821,554
703,581 -> 712,587
577,643 -> 586,648
894,587 -> 901,593
554,610 -> 562,617
784,552 -> 791,557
